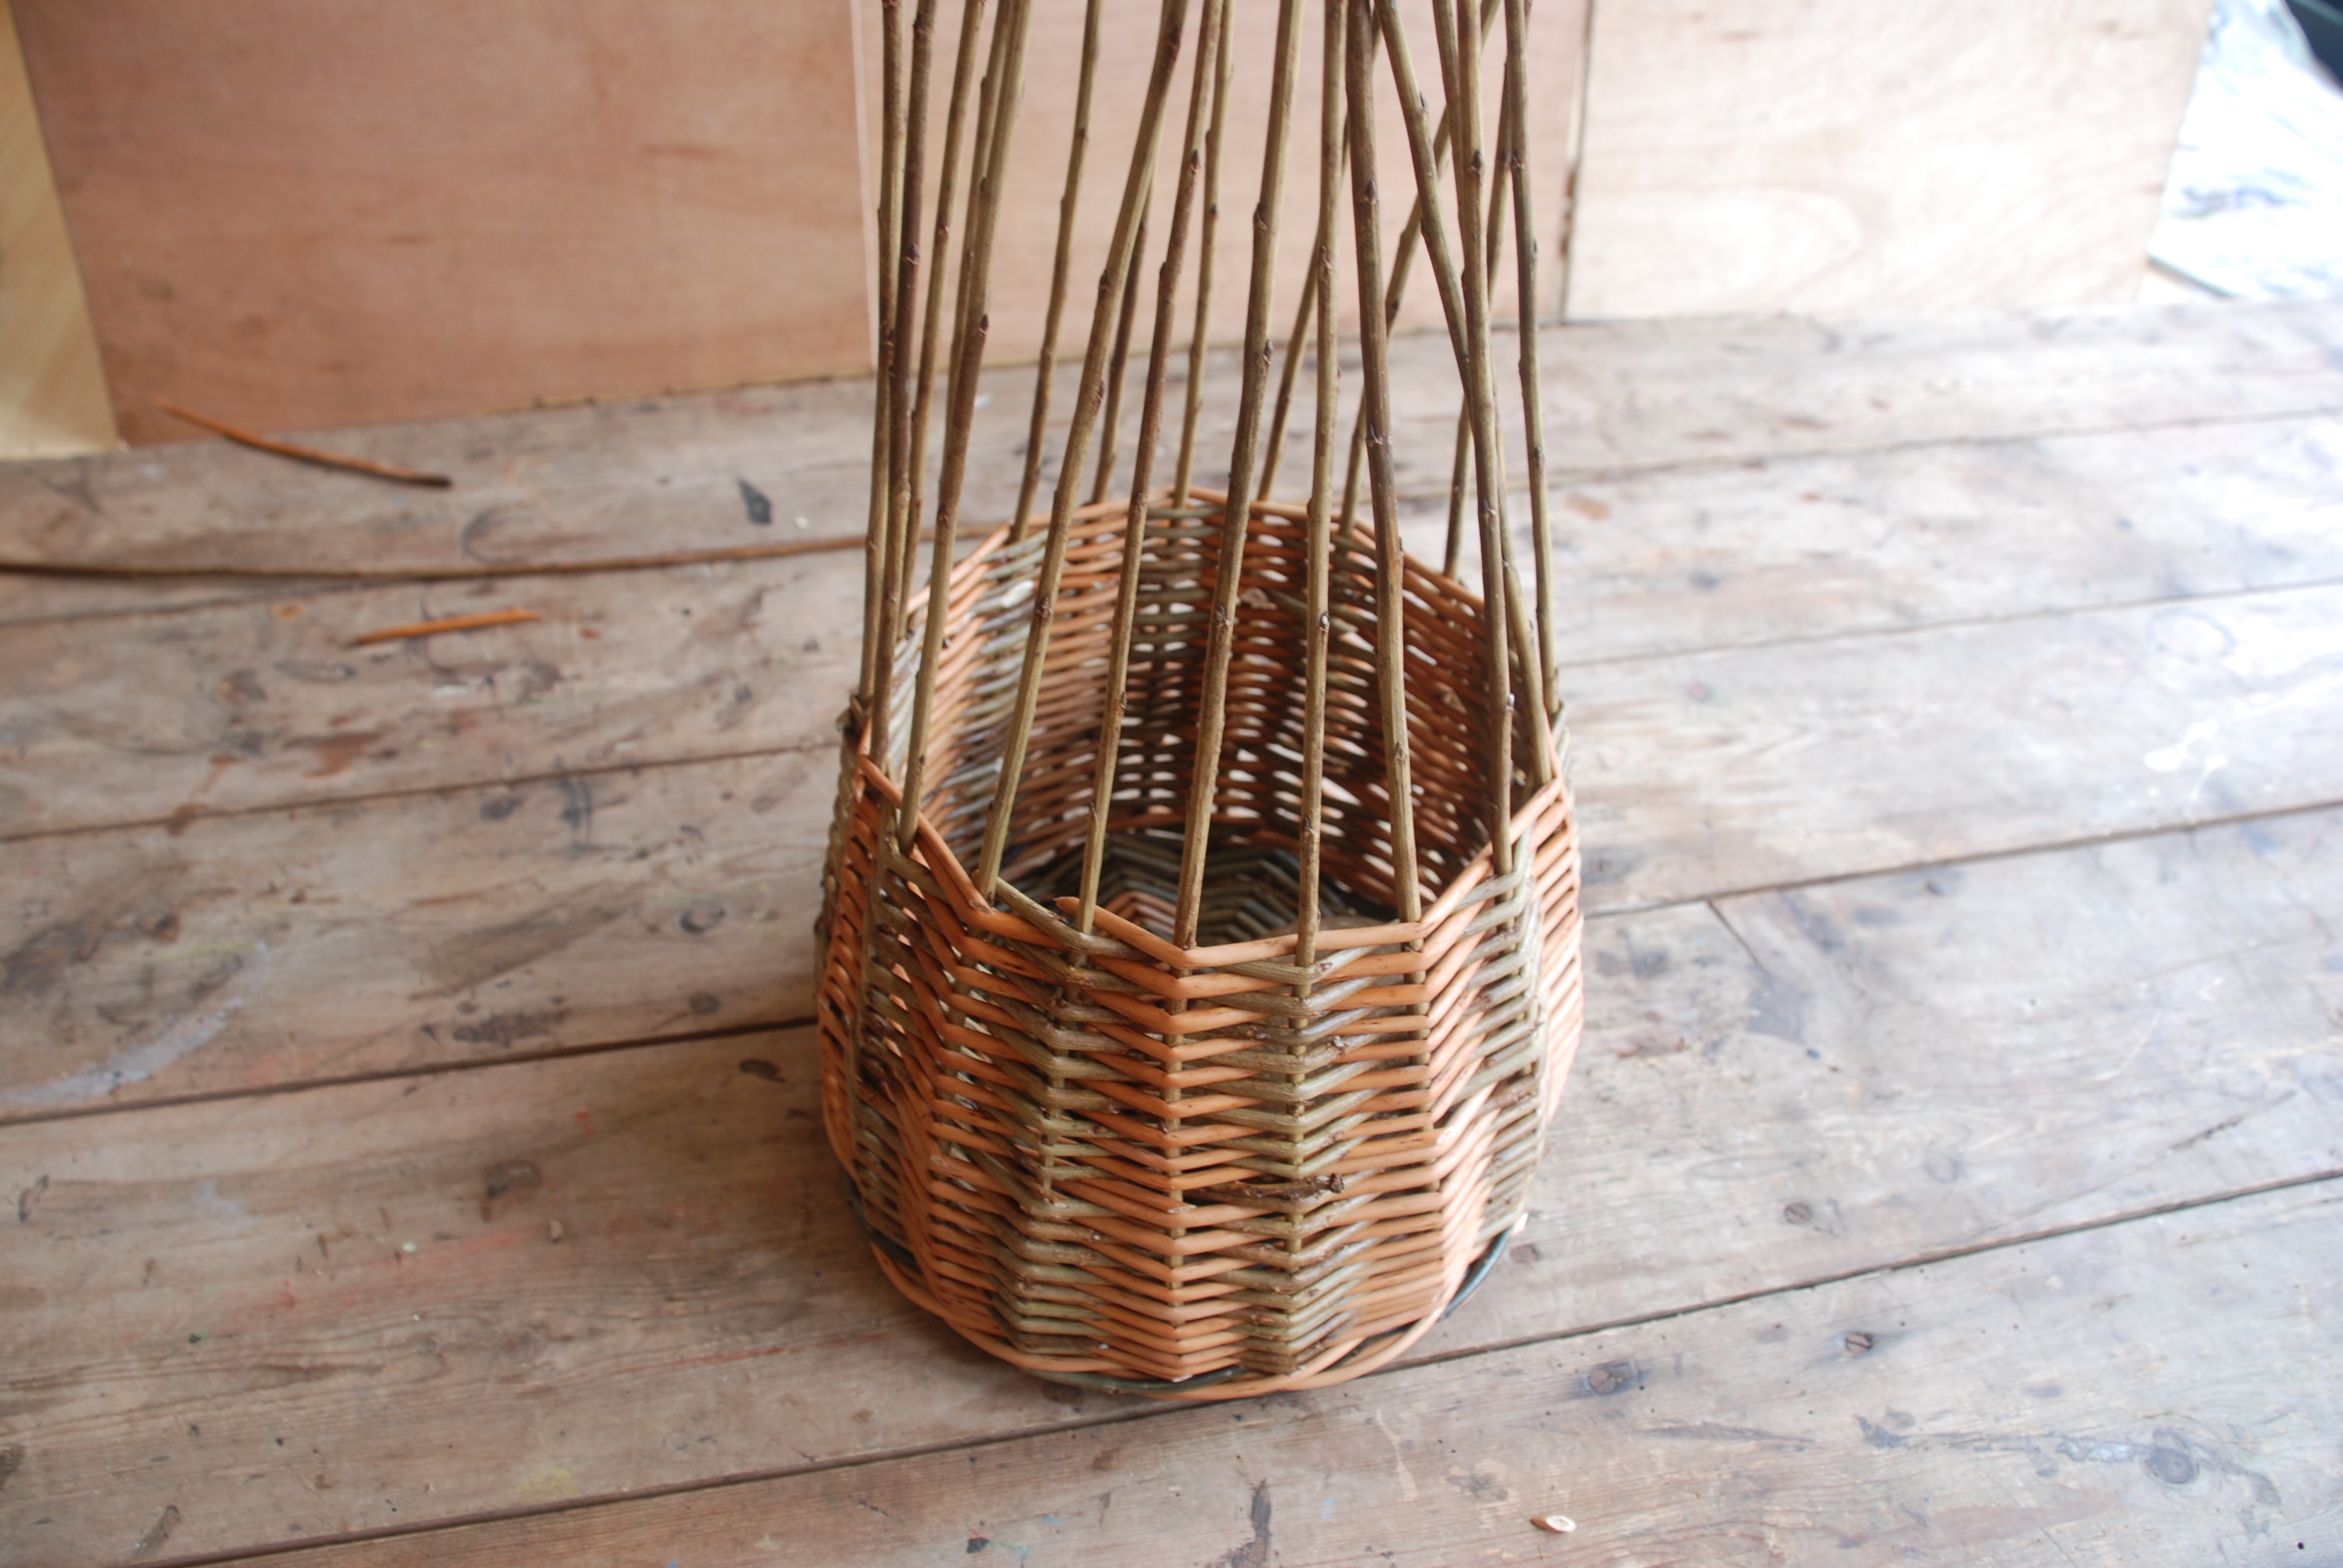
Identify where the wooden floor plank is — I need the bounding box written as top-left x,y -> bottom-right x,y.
8,572 -> 2339,1116
0,754 -> 833,1116
0,556 -> 859,840
1506,411 -> 2343,668
1420,805 -> 2343,1359
125,1183 -> 2343,1567
1524,300 -> 2343,480
2,300 -> 2338,627
5,809 -> 2337,1561
1569,578 -> 2343,909
7,412 -> 2342,842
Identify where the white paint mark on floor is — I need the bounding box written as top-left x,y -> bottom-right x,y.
7,940 -> 271,1107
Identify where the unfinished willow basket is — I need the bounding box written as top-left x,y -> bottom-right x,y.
818,0 -> 1582,1398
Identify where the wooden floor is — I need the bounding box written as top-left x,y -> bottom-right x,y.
4,300 -> 2342,1567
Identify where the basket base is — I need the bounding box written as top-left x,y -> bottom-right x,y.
845,1173 -> 1525,1401
1007,1225 -> 1518,1397
1012,826 -> 1391,949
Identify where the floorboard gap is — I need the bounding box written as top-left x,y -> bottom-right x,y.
15,792 -> 2338,1130
0,739 -> 840,849
1544,399 -> 2343,486
1547,572 -> 2343,675
1605,792 -> 2343,919
0,1016 -> 820,1131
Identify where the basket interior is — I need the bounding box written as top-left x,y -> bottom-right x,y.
882,501 -> 1506,941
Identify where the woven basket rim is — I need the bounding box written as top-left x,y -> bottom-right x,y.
852,704 -> 1571,978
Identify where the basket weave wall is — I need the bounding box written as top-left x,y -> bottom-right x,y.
819,0 -> 1582,1397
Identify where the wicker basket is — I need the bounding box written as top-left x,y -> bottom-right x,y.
819,0 -> 1581,1397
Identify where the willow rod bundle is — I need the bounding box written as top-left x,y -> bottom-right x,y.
818,0 -> 1583,1398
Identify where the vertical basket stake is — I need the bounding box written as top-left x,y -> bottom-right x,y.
1377,0 -> 1512,869
1257,224 -> 1322,508
1337,0 -> 1501,538
833,0 -> 915,1207
896,0 -> 1032,849
1011,0 -> 1105,541
869,0 -> 943,766
1172,0 -> 1236,506
1441,397 -> 1473,578
1443,73 -> 1560,734
1075,0 -> 1226,933
900,0 -> 994,645
1170,0 -> 1305,949
857,0 -> 912,711
1260,0 -> 1374,521
1431,0 -> 1524,820
939,1 -> 1020,488
1343,0 -> 1422,929
975,0 -> 1194,901
1294,0 -> 1346,981
902,0 -> 1018,714
1432,0 -> 1554,785
1503,0 -> 1560,719
1089,185 -> 1156,505
1441,75 -> 1513,578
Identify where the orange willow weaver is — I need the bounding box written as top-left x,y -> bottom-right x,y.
818,0 -> 1580,1398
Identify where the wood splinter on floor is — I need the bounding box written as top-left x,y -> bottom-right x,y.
350,608 -> 542,647
156,398 -> 456,488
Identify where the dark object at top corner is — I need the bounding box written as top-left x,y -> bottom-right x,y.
2289,0 -> 2343,85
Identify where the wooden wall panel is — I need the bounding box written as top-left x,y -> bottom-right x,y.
9,2 -> 2220,446
0,0 -> 115,458
1566,0 -> 2213,318
13,0 -> 873,446
856,0 -> 1590,369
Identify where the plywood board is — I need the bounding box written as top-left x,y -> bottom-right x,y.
5,808 -> 2339,1561
1568,0 -> 2216,318
10,0 -> 873,446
